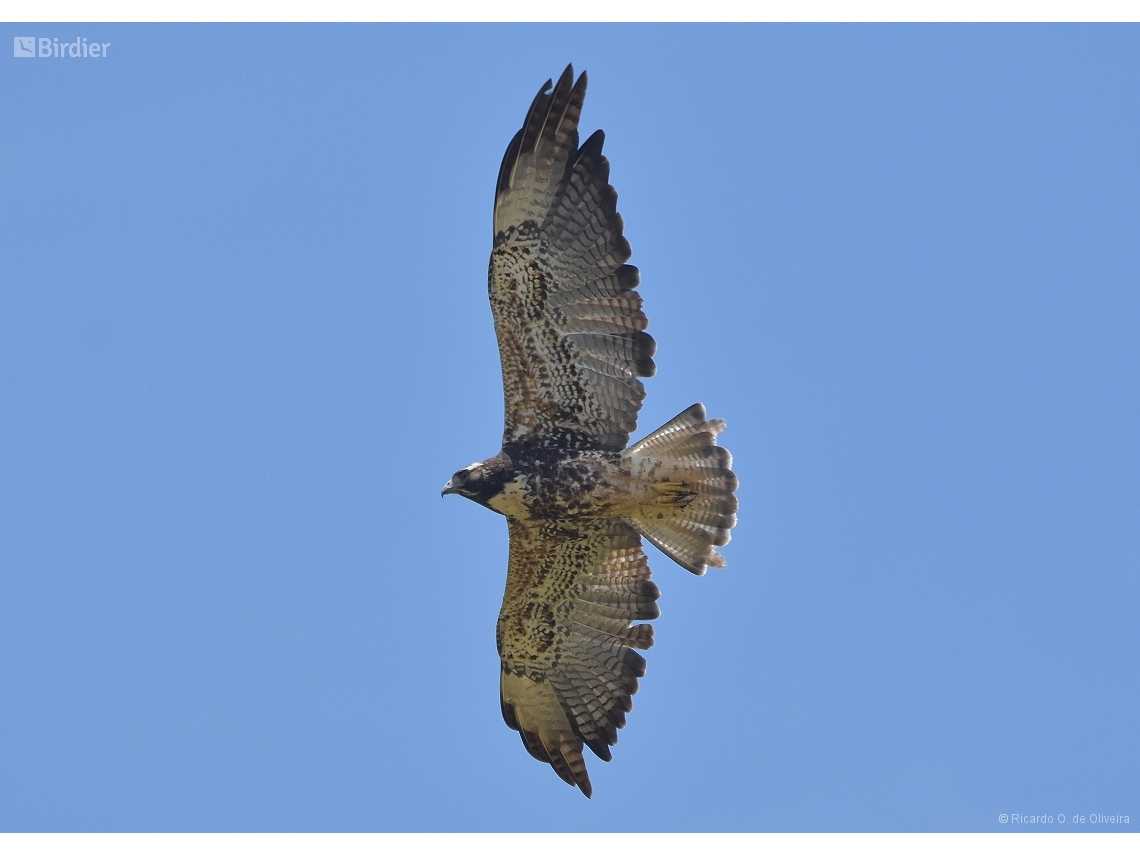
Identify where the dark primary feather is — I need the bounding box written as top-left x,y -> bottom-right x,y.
490,64 -> 656,453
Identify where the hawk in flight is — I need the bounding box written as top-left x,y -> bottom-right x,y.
443,65 -> 738,798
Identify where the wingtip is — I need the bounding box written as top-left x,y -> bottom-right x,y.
562,63 -> 587,98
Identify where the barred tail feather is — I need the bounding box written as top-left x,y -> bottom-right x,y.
624,403 -> 739,575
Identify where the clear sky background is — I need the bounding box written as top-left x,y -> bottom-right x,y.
1,24 -> 1137,832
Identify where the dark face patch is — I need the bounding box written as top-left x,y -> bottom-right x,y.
446,455 -> 513,511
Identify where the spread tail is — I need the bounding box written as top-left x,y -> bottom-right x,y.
623,404 -> 739,575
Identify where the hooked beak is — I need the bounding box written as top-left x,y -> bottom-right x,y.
441,478 -> 456,497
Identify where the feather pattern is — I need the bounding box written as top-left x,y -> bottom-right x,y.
490,65 -> 655,453
497,517 -> 658,796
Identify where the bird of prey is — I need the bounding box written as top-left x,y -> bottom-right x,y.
442,65 -> 738,798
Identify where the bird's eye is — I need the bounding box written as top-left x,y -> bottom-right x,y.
454,469 -> 469,482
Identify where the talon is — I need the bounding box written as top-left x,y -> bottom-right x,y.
652,481 -> 699,507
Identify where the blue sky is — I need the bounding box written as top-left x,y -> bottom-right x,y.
1,24 -> 1137,831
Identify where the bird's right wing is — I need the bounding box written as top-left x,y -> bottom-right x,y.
497,517 -> 659,798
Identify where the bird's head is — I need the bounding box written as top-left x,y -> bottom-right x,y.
441,454 -> 512,508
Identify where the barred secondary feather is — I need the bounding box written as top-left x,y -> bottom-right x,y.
442,65 -> 738,798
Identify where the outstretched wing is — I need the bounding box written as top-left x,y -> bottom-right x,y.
497,517 -> 659,797
490,65 -> 656,452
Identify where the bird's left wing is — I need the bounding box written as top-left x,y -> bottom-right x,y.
497,517 -> 659,797
490,65 -> 656,452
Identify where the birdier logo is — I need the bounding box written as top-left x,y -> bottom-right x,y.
14,36 -> 110,58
